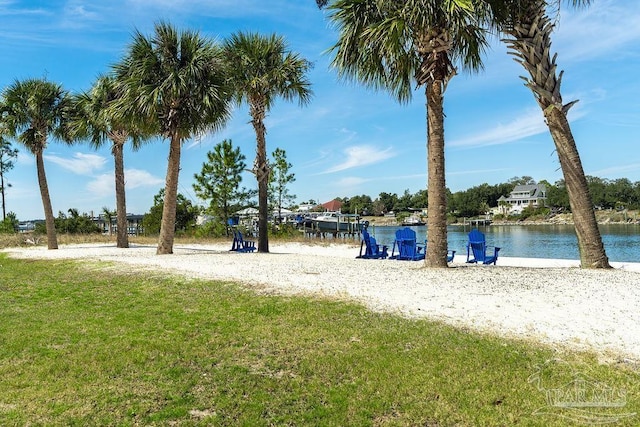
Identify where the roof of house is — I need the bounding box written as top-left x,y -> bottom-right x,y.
512,183 -> 546,193
501,183 -> 547,201
510,183 -> 546,197
321,199 -> 343,211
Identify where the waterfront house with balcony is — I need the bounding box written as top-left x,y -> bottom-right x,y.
497,183 -> 547,214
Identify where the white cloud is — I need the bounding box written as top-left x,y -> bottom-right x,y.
62,3 -> 101,27
449,110 -> 546,148
125,169 -> 165,189
86,174 -> 113,194
15,150 -> 34,166
45,152 -> 107,175
450,107 -> 587,149
0,2 -> 48,16
371,173 -> 426,183
589,163 -> 640,178
122,0 -> 287,18
449,168 -> 510,176
87,168 -> 164,194
321,145 -> 395,174
335,176 -> 369,187
555,0 -> 640,63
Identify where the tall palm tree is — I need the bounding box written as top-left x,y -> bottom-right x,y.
223,32 -> 312,253
487,0 -> 610,268
69,75 -> 148,248
1,78 -> 71,249
320,0 -> 489,267
112,21 -> 231,254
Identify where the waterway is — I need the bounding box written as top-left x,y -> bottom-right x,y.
364,224 -> 640,263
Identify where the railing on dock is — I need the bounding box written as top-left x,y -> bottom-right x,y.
302,215 -> 363,239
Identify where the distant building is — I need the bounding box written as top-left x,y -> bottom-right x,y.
18,221 -> 38,233
321,199 -> 343,212
497,183 -> 547,214
94,213 -> 144,235
296,203 -> 316,212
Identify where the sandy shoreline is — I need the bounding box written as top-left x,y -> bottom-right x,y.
3,241 -> 640,362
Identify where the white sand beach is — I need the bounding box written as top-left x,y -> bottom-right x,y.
4,242 -> 640,362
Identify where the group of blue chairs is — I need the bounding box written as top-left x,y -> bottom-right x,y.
357,227 -> 500,265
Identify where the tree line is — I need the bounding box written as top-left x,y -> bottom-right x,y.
334,175 -> 640,219
0,23 -> 311,255
7,170 -> 640,237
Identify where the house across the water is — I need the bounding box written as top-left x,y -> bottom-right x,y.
497,183 -> 547,214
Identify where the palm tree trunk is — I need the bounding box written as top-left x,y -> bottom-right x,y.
504,5 -> 611,268
425,82 -> 448,268
1,165 -> 6,221
35,150 -> 58,249
113,142 -> 129,248
545,106 -> 610,268
157,134 -> 181,255
257,165 -> 269,252
251,99 -> 269,253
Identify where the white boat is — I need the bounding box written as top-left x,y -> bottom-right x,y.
309,212 -> 361,233
401,214 -> 426,226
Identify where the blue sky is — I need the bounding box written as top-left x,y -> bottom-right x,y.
2,0 -> 640,220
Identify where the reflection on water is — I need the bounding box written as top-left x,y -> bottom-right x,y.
364,224 -> 640,262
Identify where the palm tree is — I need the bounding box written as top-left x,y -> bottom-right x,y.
1,78 -> 71,249
69,75 -> 148,248
112,21 -> 231,254
487,0 -> 610,268
319,0 -> 489,267
101,206 -> 115,236
223,32 -> 312,253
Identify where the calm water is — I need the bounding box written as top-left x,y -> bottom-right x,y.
363,224 -> 640,263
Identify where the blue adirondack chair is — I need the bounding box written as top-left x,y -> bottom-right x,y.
390,227 -> 425,261
230,230 -> 256,253
466,229 -> 500,265
447,250 -> 456,263
356,229 -> 388,259
390,227 -> 456,262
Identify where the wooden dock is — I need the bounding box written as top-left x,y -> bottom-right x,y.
302,218 -> 362,239
463,217 -> 492,226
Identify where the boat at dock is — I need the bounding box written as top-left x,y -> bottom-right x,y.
401,215 -> 425,226
307,212 -> 361,233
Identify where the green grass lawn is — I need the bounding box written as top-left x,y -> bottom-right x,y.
0,253 -> 638,426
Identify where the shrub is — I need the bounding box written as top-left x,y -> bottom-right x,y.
519,206 -> 550,221
194,220 -> 227,238
268,222 -> 299,238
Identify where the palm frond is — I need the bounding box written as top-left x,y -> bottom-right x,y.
1,78 -> 70,153
326,0 -> 488,103
110,21 -> 232,143
223,31 -> 313,112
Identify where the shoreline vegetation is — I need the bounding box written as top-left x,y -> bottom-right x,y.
363,210 -> 640,227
